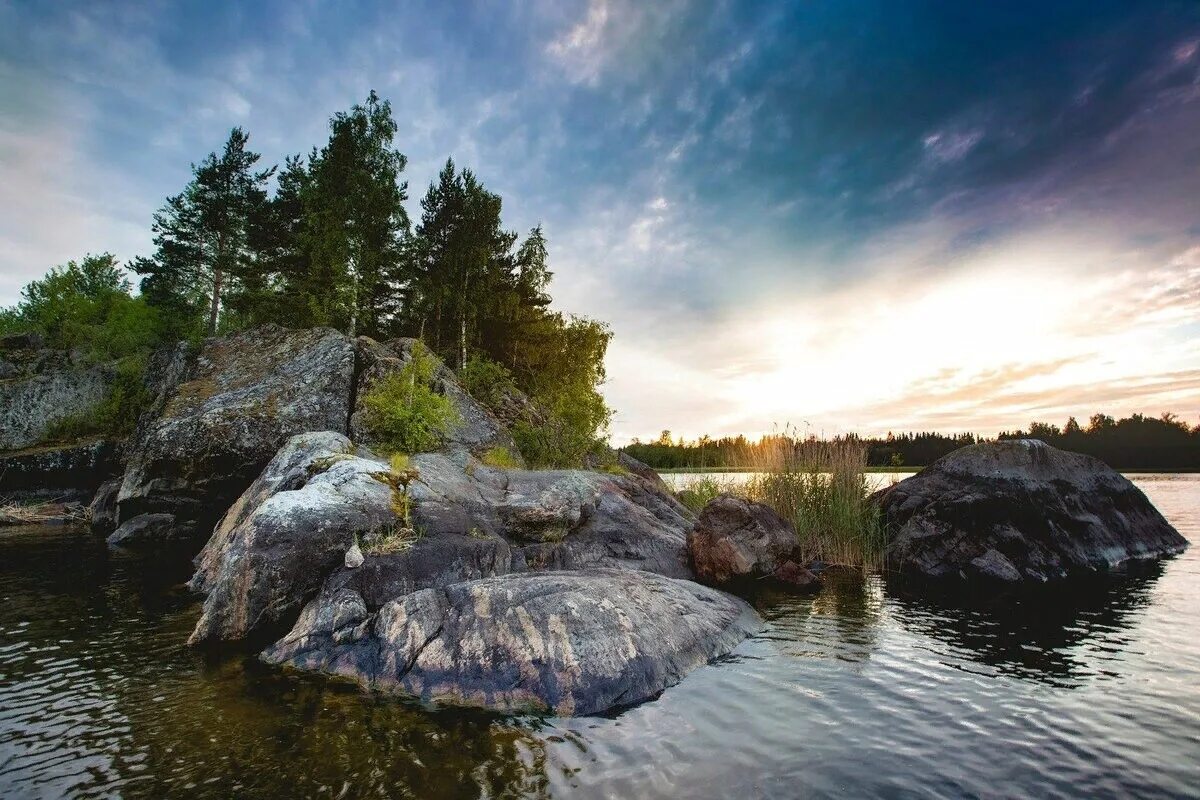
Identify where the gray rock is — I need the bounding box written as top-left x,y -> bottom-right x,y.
688,494 -> 807,585
189,435 -> 697,646
350,337 -> 522,463
408,452 -> 696,579
876,439 -> 1189,582
107,513 -> 187,548
190,430 -> 355,595
88,478 -> 122,535
115,325 -> 355,545
187,433 -> 398,646
262,569 -> 760,716
0,362 -> 114,451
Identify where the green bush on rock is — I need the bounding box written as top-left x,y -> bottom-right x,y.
360,343 -> 460,454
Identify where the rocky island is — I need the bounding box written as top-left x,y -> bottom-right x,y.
1,322 -> 1187,716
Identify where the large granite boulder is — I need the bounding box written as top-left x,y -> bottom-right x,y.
351,337 -> 521,463
188,432 -> 397,645
876,439 -> 1188,582
688,494 -> 818,588
114,325 -> 355,547
262,569 -> 759,716
189,433 -> 697,645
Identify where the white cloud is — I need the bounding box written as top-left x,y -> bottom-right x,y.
545,0 -> 613,85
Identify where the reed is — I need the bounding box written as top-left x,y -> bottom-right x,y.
740,430 -> 885,569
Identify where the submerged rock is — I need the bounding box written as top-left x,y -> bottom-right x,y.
876,439 -> 1188,582
88,478 -> 122,535
688,494 -> 816,589
115,325 -> 355,547
189,434 -> 696,646
262,569 -> 759,716
107,513 -> 186,548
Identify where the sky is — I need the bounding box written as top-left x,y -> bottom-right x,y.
2,1 -> 1199,443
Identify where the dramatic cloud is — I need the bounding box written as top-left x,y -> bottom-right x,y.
2,1 -> 1198,441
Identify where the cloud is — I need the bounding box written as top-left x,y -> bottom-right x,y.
4,1 -> 1200,444
545,0 -> 612,85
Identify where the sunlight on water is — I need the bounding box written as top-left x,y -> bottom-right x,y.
1,475 -> 1197,798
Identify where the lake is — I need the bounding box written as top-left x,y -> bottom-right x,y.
1,473 -> 1197,798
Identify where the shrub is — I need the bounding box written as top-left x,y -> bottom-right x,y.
360,343 -> 460,455
480,446 -> 521,469
512,416 -> 604,469
459,356 -> 519,412
1,253 -> 165,364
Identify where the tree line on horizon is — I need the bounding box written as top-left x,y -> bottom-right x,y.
0,91 -> 611,465
624,412 -> 1200,470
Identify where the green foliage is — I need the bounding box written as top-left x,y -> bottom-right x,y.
300,91 -> 410,338
360,343 -> 460,454
676,475 -> 732,514
507,314 -> 613,468
480,446 -> 521,469
134,128 -> 274,337
459,356 -> 519,411
1,254 -> 163,361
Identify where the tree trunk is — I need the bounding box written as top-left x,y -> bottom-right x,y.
459,267 -> 469,370
347,253 -> 359,338
209,267 -> 222,336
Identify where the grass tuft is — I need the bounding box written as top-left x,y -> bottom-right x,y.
479,446 -> 521,469
742,431 -> 885,569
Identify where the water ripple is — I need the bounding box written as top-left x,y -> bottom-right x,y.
0,476 -> 1198,798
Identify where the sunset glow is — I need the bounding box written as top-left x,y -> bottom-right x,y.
2,1 -> 1198,443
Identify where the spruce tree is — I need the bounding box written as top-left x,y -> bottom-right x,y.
301,91 -> 409,338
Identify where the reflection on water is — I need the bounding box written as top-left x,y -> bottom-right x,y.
885,562 -> 1167,687
2,474 -> 1199,798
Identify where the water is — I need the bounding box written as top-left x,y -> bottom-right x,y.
1,474 -> 1198,798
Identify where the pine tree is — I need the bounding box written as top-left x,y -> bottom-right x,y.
134,127 -> 273,337
411,160 -> 518,369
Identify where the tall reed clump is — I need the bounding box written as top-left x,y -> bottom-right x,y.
742,431 -> 886,569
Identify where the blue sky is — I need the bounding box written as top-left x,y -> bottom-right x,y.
2,1 -> 1199,441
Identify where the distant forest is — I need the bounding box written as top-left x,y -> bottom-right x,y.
624,413 -> 1200,471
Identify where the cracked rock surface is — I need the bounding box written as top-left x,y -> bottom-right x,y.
262,568 -> 759,716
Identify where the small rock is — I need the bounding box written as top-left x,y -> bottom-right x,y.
687,494 -> 804,585
771,560 -> 821,590
345,542 -> 364,569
